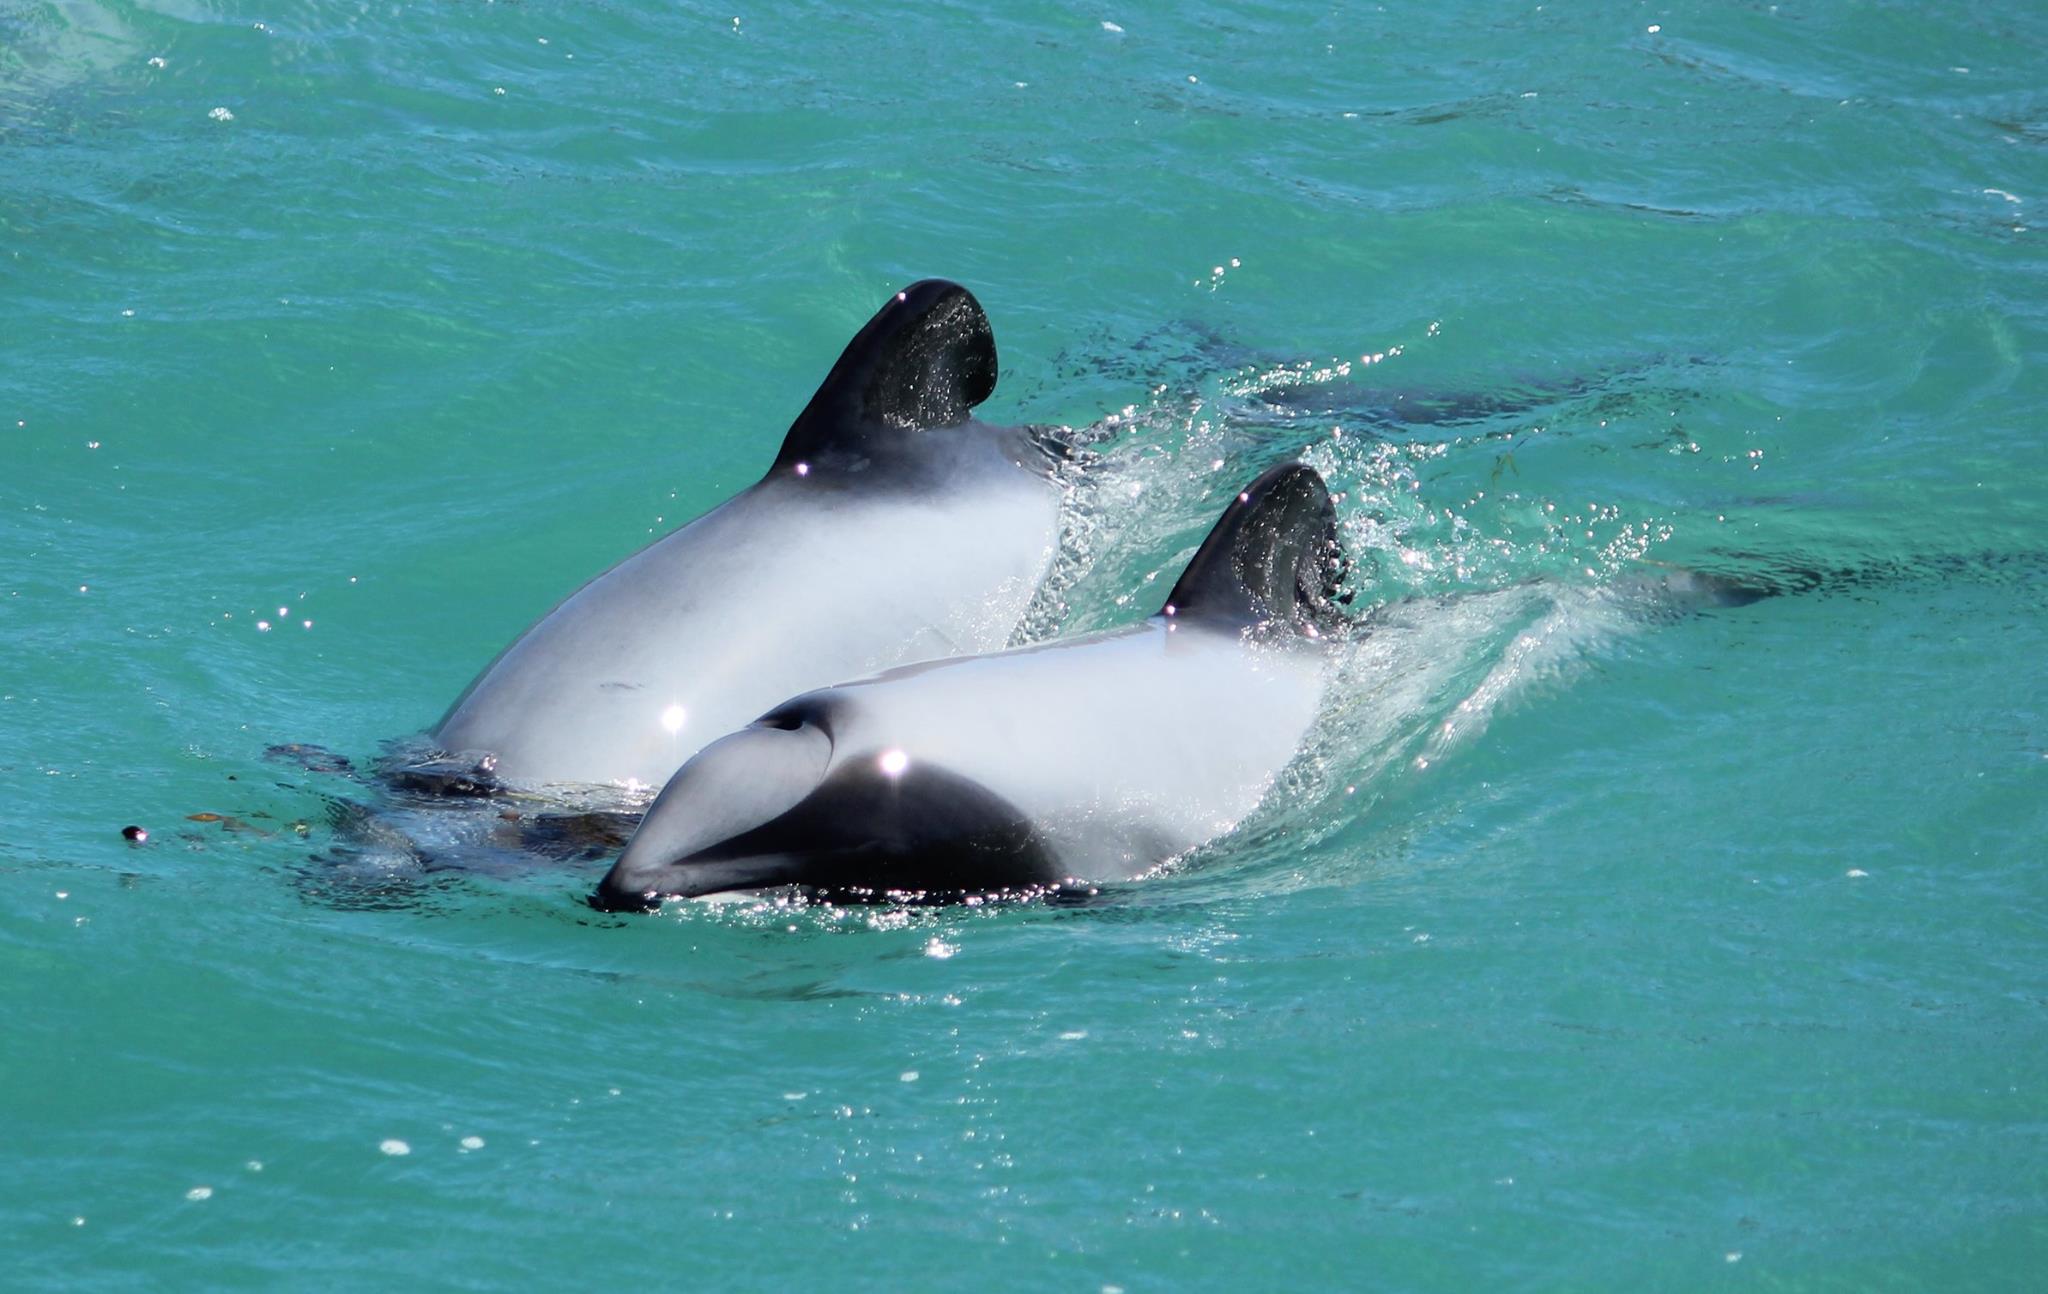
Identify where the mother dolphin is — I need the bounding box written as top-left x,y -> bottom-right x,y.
430,281 -> 1064,791
591,462 -> 1348,910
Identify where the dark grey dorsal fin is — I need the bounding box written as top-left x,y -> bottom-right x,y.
1161,463 -> 1349,636
772,280 -> 998,473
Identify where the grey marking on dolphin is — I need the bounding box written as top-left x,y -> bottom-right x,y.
427,280 -> 1066,792
590,462 -> 1350,911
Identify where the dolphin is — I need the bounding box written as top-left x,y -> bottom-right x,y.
589,462 -> 1349,910
426,280 -> 1065,792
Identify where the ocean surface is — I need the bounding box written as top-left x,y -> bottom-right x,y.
5,1 -> 2045,1287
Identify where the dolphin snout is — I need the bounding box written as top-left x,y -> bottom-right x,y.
590,717 -> 834,910
591,852 -> 811,909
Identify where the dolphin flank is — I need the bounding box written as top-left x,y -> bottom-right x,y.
428,281 -> 1065,792
591,462 -> 1348,910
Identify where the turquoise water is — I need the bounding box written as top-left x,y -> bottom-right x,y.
6,0 -> 2047,1286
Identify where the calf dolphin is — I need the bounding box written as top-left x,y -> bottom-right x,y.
590,462 -> 1348,910
428,280 -> 1064,791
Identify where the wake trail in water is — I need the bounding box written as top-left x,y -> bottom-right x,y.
1028,350 -> 1779,904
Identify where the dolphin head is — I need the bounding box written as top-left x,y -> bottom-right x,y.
588,699 -> 1061,911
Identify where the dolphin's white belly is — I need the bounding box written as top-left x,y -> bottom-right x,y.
820,621 -> 1330,879
434,469 -> 1057,789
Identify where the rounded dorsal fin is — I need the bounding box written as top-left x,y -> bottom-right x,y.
1160,464 -> 1349,636
772,280 -> 998,474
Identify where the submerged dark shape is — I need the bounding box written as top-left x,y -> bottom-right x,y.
589,463 -> 1349,913
265,743 -> 356,776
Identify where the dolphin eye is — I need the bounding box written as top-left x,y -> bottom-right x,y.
757,699 -> 833,734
